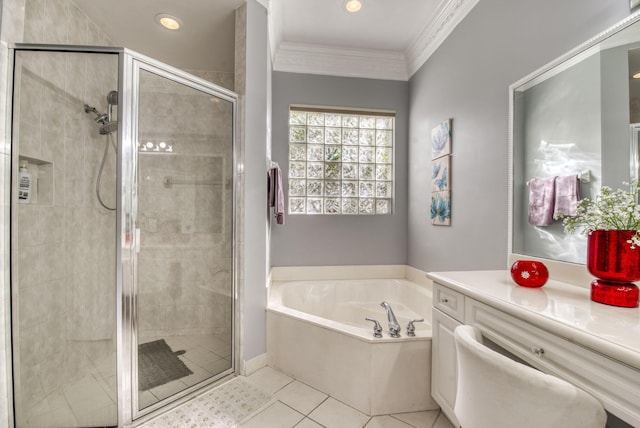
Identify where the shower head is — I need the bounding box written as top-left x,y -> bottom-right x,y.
99,121 -> 118,135
107,90 -> 118,106
95,113 -> 109,124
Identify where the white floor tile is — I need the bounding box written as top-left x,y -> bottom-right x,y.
391,410 -> 440,428
247,366 -> 294,393
308,397 -> 370,428
366,415 -> 414,428
239,401 -> 304,428
295,418 -> 324,428
139,390 -> 158,409
149,378 -> 187,401
433,412 -> 455,428
275,380 -> 328,415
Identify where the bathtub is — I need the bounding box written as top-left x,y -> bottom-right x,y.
266,278 -> 439,416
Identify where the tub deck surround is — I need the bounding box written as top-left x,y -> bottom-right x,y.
269,279 -> 432,341
428,270 -> 640,427
266,272 -> 438,416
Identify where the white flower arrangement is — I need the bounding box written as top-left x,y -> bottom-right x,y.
560,184 -> 640,248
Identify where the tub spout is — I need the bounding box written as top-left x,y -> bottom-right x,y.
380,301 -> 401,337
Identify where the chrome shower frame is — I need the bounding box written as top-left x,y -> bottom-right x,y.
9,44 -> 240,427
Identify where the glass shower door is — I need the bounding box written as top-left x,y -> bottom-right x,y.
10,49 -> 119,428
134,66 -> 235,413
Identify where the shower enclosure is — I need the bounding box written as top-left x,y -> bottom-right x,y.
9,45 -> 237,427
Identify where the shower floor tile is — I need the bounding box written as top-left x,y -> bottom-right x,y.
141,333 -> 232,406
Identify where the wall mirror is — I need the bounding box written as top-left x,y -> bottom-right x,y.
509,12 -> 640,267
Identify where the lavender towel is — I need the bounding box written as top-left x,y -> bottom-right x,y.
553,174 -> 579,220
268,166 -> 285,225
528,176 -> 556,226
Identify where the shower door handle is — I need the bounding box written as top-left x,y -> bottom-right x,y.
136,228 -> 141,253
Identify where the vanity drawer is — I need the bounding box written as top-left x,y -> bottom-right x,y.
466,298 -> 640,427
433,283 -> 464,322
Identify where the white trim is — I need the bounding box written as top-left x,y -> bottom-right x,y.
404,265 -> 433,289
243,353 -> 267,376
270,265 -> 407,281
273,42 -> 408,81
255,0 -> 270,11
405,0 -> 480,77
269,264 -> 433,283
269,0 -> 480,80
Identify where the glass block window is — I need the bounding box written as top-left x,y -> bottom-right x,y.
288,106 -> 394,215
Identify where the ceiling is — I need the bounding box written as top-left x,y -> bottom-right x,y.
74,0 -> 478,81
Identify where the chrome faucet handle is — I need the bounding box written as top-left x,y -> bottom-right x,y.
406,318 -> 424,337
365,318 -> 383,338
389,326 -> 401,338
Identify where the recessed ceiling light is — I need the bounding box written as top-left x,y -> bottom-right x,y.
633,72 -> 640,79
155,13 -> 183,31
345,0 -> 362,13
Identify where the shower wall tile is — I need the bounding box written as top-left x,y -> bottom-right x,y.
39,206 -> 64,244
64,54 -> 87,105
43,0 -> 68,44
1,0 -> 27,42
188,69 -> 234,91
5,3 -> 119,425
38,244 -> 64,282
23,0 -> 45,43
86,19 -> 103,45
66,3 -> 87,44
18,285 -> 40,328
17,246 -> 39,288
18,204 -> 39,246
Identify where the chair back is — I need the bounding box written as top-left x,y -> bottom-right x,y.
453,325 -> 606,428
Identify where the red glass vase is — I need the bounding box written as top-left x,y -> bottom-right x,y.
510,260 -> 549,288
587,230 -> 640,308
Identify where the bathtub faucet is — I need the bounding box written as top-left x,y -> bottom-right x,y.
380,301 -> 401,337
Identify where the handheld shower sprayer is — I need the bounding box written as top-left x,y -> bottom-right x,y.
107,90 -> 118,122
83,89 -> 119,211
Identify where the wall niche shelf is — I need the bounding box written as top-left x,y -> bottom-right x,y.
17,155 -> 53,206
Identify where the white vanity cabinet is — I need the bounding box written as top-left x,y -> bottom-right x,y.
431,283 -> 463,426
428,270 -> 640,428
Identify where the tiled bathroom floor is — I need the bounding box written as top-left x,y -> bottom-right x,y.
25,340 -> 454,428
139,333 -> 232,408
239,366 -> 455,428
23,333 -> 231,427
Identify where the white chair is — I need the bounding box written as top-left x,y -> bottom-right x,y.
453,325 -> 606,428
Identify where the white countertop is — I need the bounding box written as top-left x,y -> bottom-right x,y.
427,270 -> 640,370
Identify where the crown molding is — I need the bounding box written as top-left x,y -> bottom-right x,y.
273,42 -> 408,81
406,0 -> 480,77
269,0 -> 479,80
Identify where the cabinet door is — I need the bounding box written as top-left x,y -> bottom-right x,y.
432,308 -> 460,426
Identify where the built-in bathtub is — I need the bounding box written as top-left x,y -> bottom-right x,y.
266,278 -> 439,416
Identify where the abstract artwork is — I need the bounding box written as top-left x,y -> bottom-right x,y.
431,156 -> 450,192
431,118 -> 452,160
431,118 -> 452,225
431,191 -> 451,225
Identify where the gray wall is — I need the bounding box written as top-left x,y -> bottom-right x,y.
407,0 -> 630,272
270,72 -> 409,267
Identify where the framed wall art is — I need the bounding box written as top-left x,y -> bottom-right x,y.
431,118 -> 452,225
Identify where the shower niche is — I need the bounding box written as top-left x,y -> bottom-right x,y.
9,46 -> 237,427
15,156 -> 53,205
